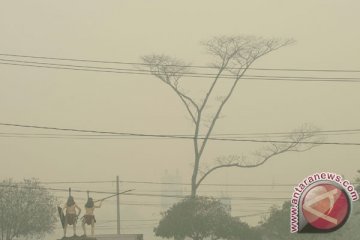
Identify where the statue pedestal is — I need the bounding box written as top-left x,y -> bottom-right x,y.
58,236 -> 97,240
58,234 -> 143,240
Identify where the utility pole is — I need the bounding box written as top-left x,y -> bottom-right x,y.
116,175 -> 120,235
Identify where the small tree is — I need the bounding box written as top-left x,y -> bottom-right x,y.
143,36 -> 320,197
355,170 -> 360,192
258,202 -> 296,240
0,179 -> 57,240
154,196 -> 259,240
258,200 -> 360,240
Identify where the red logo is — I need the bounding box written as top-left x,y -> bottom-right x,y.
301,183 -> 350,231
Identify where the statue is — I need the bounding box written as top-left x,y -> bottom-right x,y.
61,195 -> 81,238
57,188 -> 133,239
81,197 -> 103,237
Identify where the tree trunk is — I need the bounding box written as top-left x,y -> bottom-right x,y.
191,154 -> 200,198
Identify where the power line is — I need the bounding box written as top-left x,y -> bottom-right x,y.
0,183 -> 116,195
0,132 -> 357,141
0,183 -> 292,202
0,132 -> 360,141
1,61 -> 359,83
53,187 -> 293,193
36,179 -> 296,187
235,211 -> 271,218
55,195 -> 281,206
0,183 -> 184,199
39,180 -> 116,184
1,59 -> 360,83
102,219 -> 159,222
44,180 -> 295,187
34,178 -> 360,187
2,58 -> 360,81
34,178 -> 360,188
1,126 -> 360,140
2,122 -> 360,146
1,53 -> 360,73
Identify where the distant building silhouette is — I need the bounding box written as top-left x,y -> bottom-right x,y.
219,195 -> 232,214
161,169 -> 183,209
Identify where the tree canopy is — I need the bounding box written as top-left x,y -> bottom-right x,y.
259,200 -> 360,240
0,179 -> 57,240
154,196 -> 259,240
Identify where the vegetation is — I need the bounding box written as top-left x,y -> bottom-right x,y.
154,196 -> 259,240
0,179 -> 57,240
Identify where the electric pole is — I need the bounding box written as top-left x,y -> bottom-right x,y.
116,175 -> 120,235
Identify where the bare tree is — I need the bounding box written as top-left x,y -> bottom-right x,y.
142,36 -> 319,197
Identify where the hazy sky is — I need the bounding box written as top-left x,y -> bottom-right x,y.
1,0 -> 360,238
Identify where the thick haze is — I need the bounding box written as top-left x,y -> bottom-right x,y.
0,0 -> 360,238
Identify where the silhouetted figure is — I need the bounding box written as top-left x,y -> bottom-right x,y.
62,196 -> 81,238
81,198 -> 103,237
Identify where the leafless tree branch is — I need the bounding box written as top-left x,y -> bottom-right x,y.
196,124 -> 322,189
142,55 -> 199,123
197,36 -> 295,160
